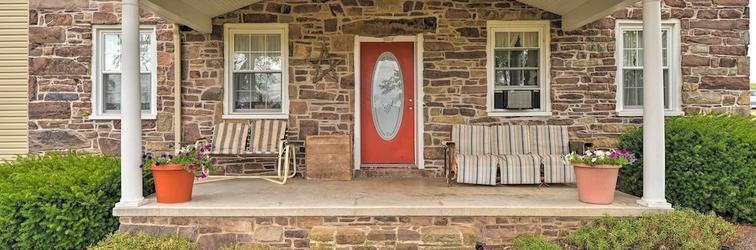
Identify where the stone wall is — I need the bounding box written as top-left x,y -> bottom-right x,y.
28,0 -> 750,174
28,0 -> 178,154
119,215 -> 594,249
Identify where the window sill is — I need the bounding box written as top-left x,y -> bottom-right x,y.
222,113 -> 289,120
487,111 -> 552,117
89,114 -> 157,120
617,110 -> 684,117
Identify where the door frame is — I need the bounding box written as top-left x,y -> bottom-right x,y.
354,34 -> 425,170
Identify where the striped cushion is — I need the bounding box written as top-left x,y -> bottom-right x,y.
452,124 -> 492,155
455,154 -> 500,186
491,125 -> 531,155
497,154 -> 541,184
541,155 -> 576,183
528,126 -> 569,155
210,123 -> 250,155
249,120 -> 287,154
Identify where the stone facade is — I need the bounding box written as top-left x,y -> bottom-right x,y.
118,215 -> 594,249
28,0 -> 178,154
28,0 -> 750,175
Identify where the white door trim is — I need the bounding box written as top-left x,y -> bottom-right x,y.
354,34 -> 425,170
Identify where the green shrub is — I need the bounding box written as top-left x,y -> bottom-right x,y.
88,232 -> 198,250
618,113 -> 756,224
512,235 -> 561,250
0,151 -> 134,250
566,209 -> 739,250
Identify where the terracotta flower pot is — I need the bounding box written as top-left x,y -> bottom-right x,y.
150,164 -> 195,203
573,163 -> 621,205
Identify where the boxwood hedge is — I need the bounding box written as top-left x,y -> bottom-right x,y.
0,151 -> 154,250
618,113 -> 756,224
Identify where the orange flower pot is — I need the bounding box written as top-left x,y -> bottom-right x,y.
150,164 -> 195,203
573,163 -> 621,205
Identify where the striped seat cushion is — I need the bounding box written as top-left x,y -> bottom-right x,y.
249,120 -> 287,154
528,126 -> 570,155
210,123 -> 250,155
492,125 -> 531,155
451,124 -> 492,155
497,154 -> 541,184
455,154 -> 500,186
541,155 -> 576,183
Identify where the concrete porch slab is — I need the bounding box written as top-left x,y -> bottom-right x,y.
113,177 -> 671,218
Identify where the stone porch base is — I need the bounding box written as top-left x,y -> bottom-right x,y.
119,215 -> 594,249
115,178 -> 670,249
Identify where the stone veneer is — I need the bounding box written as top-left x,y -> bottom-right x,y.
118,216 -> 594,249
28,0 -> 178,154
29,0 -> 750,175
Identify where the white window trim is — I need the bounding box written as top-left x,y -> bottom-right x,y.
486,20 -> 552,117
615,19 -> 683,117
223,23 -> 289,119
90,25 -> 158,120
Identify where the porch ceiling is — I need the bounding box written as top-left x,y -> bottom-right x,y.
138,0 -> 263,33
138,0 -> 640,33
518,0 -> 641,30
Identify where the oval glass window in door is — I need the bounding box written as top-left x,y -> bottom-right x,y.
371,52 -> 404,141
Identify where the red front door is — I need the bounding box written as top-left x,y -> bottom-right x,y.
360,42 -> 415,164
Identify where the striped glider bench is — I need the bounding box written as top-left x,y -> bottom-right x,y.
196,120 -> 298,185
445,124 -> 591,186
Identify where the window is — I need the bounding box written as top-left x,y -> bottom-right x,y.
616,20 -> 682,116
223,23 -> 289,119
486,20 -> 551,116
91,25 -> 157,119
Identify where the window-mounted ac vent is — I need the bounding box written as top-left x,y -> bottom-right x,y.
507,90 -> 533,109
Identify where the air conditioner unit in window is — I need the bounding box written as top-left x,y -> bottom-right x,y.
507,90 -> 533,109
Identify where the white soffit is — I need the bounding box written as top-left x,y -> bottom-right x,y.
139,0 -> 262,33
140,0 -> 640,33
517,0 -> 641,30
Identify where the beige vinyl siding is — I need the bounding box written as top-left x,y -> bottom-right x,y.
0,0 -> 28,160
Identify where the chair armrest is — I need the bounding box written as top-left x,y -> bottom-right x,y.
568,141 -> 593,154
193,138 -> 211,149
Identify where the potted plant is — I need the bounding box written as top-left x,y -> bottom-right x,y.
565,149 -> 637,204
140,144 -> 214,203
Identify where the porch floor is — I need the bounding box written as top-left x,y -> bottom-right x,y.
113,177 -> 671,218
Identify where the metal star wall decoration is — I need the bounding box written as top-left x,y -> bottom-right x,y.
307,43 -> 344,83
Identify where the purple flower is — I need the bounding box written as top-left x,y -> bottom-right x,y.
155,162 -> 161,166
200,148 -> 205,153
200,173 -> 207,179
196,155 -> 202,161
161,153 -> 166,158
147,155 -> 152,160
139,164 -> 144,169
178,151 -> 182,155
188,164 -> 195,170
168,154 -> 173,159
222,167 -> 227,174
185,152 -> 190,157
142,154 -> 147,159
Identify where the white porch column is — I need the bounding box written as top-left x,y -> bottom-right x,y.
638,0 -> 672,208
116,0 -> 147,207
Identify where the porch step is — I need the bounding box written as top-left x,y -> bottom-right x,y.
355,167 -> 438,178
309,226 -> 476,249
